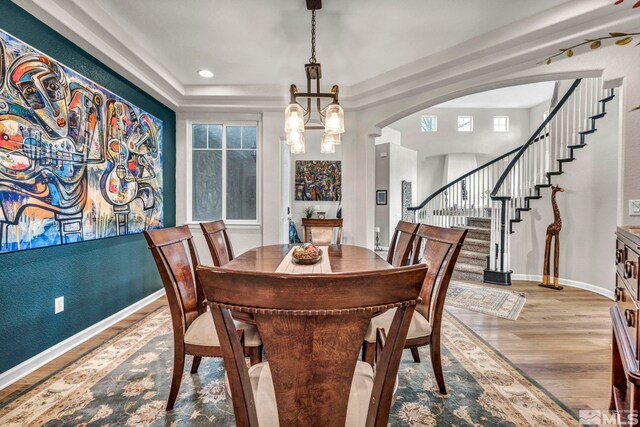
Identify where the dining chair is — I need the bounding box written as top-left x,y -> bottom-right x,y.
362,224 -> 467,395
196,264 -> 428,427
200,220 -> 235,266
302,218 -> 343,245
386,220 -> 420,266
144,225 -> 262,411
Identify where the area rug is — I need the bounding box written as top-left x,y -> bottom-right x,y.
447,281 -> 527,320
0,307 -> 575,426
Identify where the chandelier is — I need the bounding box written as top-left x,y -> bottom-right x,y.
284,0 -> 344,154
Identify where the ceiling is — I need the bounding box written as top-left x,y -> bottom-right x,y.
63,0 -> 569,87
436,81 -> 556,109
14,0 -> 639,109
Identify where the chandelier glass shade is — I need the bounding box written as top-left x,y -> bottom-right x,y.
284,3 -> 344,153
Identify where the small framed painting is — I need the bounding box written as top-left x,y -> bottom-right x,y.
376,190 -> 387,205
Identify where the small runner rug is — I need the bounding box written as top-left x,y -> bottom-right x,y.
0,307 -> 574,426
447,281 -> 527,320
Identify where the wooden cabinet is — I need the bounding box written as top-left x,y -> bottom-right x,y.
611,227 -> 640,418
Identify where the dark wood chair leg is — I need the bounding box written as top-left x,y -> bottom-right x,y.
410,346 -> 421,363
362,341 -> 375,366
248,346 -> 262,366
167,346 -> 186,411
190,356 -> 202,374
430,340 -> 446,395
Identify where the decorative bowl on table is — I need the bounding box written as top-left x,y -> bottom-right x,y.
291,244 -> 323,265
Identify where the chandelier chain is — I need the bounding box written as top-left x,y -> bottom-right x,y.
309,9 -> 317,63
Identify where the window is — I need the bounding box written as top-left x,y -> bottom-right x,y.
457,116 -> 473,132
493,116 -> 509,132
420,115 -> 437,132
191,123 -> 258,223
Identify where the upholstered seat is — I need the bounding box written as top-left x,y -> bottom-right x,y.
365,308 -> 432,342
225,361 -> 379,427
184,312 -> 262,347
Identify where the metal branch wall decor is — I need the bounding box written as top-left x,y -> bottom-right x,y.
541,0 -> 640,111
0,28 -> 163,253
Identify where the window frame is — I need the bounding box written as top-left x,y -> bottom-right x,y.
420,115 -> 437,132
457,115 -> 473,132
493,116 -> 510,132
187,120 -> 261,226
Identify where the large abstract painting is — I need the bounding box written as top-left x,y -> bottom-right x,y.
0,28 -> 163,253
295,160 -> 341,201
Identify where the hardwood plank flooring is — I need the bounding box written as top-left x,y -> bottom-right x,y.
447,279 -> 613,413
1,280 -> 613,415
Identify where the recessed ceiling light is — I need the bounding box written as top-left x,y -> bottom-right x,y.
198,69 -> 214,78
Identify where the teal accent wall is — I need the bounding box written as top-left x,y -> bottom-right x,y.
0,1 -> 175,373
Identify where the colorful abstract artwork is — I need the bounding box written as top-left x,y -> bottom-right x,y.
295,160 -> 341,201
0,28 -> 163,253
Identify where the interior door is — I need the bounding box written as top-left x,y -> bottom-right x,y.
280,137 -> 292,243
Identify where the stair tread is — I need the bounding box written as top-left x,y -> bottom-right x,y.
579,129 -> 596,135
453,225 -> 490,232
459,250 -> 487,259
463,238 -> 491,246
454,263 -> 485,273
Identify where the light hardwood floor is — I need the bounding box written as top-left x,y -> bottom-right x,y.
1,280 -> 613,414
447,279 -> 613,413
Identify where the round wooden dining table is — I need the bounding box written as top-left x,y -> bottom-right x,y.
223,244 -> 391,273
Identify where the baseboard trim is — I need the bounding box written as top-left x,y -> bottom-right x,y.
0,288 -> 165,391
511,274 -> 614,301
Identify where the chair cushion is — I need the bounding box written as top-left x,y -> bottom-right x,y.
225,361 -> 376,427
184,311 -> 262,347
364,308 -> 432,342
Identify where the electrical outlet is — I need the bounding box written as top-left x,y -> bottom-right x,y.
54,296 -> 64,314
630,200 -> 640,216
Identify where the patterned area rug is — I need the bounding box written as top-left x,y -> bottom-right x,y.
0,307 -> 575,426
447,282 -> 527,320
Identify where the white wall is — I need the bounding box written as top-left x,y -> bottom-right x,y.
510,92 -> 621,297
442,153 -> 478,184
375,144 -> 390,247
390,106 -> 543,202
374,126 -> 401,146
388,144 -> 418,243
420,155 -> 446,202
374,143 -> 418,246
393,107 -> 532,158
529,99 -> 550,135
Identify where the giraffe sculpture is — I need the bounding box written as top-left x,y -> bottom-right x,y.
539,184 -> 565,290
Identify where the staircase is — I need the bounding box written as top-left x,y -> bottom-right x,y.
452,217 -> 490,282
408,77 -> 615,285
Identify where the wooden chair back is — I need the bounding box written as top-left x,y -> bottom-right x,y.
144,226 -> 204,338
301,218 -> 343,245
387,220 -> 420,267
196,264 -> 428,427
411,224 -> 467,325
200,220 -> 235,266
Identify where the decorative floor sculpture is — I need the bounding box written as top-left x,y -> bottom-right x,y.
540,185 -> 565,290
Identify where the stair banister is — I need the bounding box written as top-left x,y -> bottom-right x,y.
489,79 -> 582,200
407,145 -> 522,214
